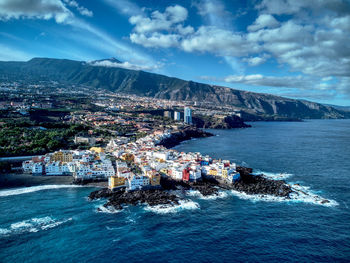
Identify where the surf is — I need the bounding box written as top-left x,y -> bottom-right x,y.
0,185 -> 83,197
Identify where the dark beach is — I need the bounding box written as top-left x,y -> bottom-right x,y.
0,173 -> 107,189
0,173 -> 74,189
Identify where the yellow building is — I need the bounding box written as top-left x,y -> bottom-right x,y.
51,151 -> 73,163
221,169 -> 228,178
121,153 -> 134,162
159,168 -> 169,176
89,147 -> 104,153
208,169 -> 218,176
108,176 -> 126,190
150,173 -> 161,186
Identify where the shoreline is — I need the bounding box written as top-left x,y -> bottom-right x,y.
0,173 -> 107,190
0,173 -> 74,189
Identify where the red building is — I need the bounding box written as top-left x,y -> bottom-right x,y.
182,168 -> 190,181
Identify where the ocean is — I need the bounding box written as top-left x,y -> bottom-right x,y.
1,120 -> 349,262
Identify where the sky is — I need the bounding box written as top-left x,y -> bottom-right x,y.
0,0 -> 349,106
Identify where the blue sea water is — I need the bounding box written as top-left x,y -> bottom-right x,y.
1,120 -> 350,262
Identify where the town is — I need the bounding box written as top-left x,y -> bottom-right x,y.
21,106 -> 241,192
0,81 -> 248,159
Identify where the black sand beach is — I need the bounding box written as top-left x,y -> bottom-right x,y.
0,173 -> 74,189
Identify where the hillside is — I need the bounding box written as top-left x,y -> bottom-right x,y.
0,57 -> 348,120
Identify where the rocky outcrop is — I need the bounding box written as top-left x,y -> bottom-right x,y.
90,188 -> 180,210
232,167 -> 293,197
88,166 -> 295,212
193,115 -> 251,129
160,176 -> 219,196
157,127 -> 213,148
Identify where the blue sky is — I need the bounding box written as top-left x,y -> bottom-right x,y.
0,0 -> 349,106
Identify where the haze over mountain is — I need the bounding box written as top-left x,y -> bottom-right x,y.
0,57 -> 349,120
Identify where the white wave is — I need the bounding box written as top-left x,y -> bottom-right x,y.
254,171 -> 293,180
96,205 -> 121,214
185,189 -> 202,197
0,216 -> 72,236
144,199 -> 200,214
230,183 -> 338,207
0,185 -> 83,197
186,189 -> 229,200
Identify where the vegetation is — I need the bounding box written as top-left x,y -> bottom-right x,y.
0,121 -> 88,157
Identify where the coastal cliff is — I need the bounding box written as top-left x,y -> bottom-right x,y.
193,115 -> 251,129
157,127 -> 213,148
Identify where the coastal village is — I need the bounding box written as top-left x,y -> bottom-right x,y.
21,106 -> 241,191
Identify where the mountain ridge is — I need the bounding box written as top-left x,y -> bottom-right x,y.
0,57 -> 349,120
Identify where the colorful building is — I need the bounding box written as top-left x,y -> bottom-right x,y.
108,176 -> 126,190
51,151 -> 73,163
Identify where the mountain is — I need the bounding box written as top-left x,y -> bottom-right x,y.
0,57 -> 349,120
324,104 -> 350,112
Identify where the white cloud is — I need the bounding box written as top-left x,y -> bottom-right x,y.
223,74 -> 307,88
63,0 -> 93,17
130,32 -> 180,48
194,0 -> 233,29
257,0 -> 350,16
129,5 -> 187,34
165,5 -> 188,23
248,14 -> 279,31
181,26 -> 255,56
220,73 -> 350,98
102,0 -> 143,16
88,60 -> 163,71
176,25 -> 194,35
243,56 -> 267,66
0,0 -> 72,23
67,18 -> 156,65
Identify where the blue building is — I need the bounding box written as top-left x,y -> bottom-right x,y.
184,107 -> 192,124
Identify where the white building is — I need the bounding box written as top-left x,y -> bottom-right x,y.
46,161 -> 63,175
32,163 -> 43,175
153,151 -> 169,161
74,164 -> 92,179
128,175 -> 150,190
22,160 -> 33,173
174,111 -> 181,121
171,167 -> 183,180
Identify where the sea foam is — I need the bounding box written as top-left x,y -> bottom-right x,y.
254,171 -> 293,180
0,216 -> 72,237
0,185 -> 83,197
230,183 -> 338,207
144,199 -> 200,214
96,205 -> 121,214
186,189 -> 229,200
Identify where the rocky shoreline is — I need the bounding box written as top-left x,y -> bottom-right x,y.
89,166 -> 295,212
157,127 -> 214,148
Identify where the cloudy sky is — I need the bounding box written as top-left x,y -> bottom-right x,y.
0,0 -> 349,105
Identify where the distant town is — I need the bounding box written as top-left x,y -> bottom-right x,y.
0,80 -> 248,160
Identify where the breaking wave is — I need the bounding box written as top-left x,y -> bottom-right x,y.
96,205 -> 121,214
254,171 -> 293,180
186,190 -> 229,200
0,185 -> 83,197
144,200 -> 200,214
0,216 -> 72,237
230,183 -> 338,207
